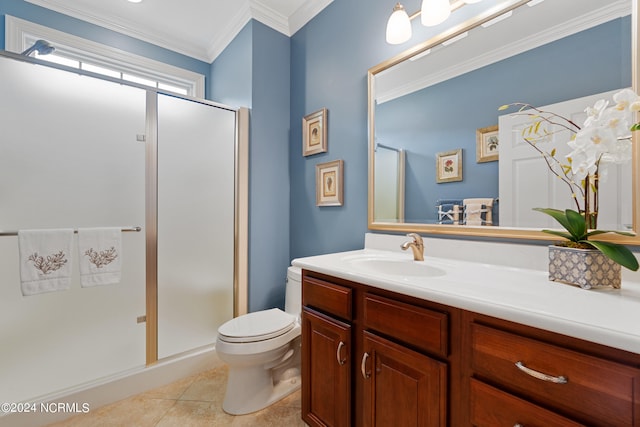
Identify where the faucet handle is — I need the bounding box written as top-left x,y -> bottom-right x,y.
406,233 -> 423,245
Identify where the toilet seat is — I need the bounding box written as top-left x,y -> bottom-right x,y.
218,308 -> 296,343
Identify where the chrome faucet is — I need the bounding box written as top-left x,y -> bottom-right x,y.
400,233 -> 424,261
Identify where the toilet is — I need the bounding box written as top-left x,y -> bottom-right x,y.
215,266 -> 302,415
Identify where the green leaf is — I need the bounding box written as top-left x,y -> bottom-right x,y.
565,209 -> 587,239
498,104 -> 510,111
586,229 -> 636,238
581,240 -> 639,271
540,229 -> 575,241
533,208 -> 582,241
630,123 -> 640,131
550,148 -> 556,157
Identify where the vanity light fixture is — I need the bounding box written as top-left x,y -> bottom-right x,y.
127,0 -> 143,3
421,0 -> 451,26
386,3 -> 413,45
386,0 -> 481,45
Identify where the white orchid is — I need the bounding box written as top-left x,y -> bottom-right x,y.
583,99 -> 608,127
500,88 -> 639,224
613,88 -> 640,111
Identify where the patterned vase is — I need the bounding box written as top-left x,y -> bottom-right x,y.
548,245 -> 621,290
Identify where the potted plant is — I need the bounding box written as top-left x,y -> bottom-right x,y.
535,207 -> 638,289
501,89 -> 640,289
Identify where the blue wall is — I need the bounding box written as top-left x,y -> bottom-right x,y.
376,18 -> 630,223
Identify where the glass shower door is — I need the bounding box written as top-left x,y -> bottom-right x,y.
156,94 -> 236,359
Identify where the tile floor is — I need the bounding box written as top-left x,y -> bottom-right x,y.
48,355 -> 306,427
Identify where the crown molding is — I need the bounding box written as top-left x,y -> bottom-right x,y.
23,0 -> 332,64
289,0 -> 333,36
377,0 -> 631,104
23,0 -> 211,61
206,3 -> 253,63
251,1 -> 290,36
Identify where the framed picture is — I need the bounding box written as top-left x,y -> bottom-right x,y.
316,160 -> 343,206
436,149 -> 462,183
476,125 -> 499,163
303,108 -> 328,156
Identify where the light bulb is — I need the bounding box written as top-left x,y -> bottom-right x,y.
386,3 -> 412,45
421,0 -> 451,27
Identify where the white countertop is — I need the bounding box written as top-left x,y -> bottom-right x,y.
292,248 -> 640,354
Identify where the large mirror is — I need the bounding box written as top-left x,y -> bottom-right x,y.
368,0 -> 640,244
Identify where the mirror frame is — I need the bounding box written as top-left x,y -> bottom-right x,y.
368,0 -> 640,244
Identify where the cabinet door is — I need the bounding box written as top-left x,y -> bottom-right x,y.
361,331 -> 447,427
302,308 -> 352,427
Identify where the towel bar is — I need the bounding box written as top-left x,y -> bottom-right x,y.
0,226 -> 142,237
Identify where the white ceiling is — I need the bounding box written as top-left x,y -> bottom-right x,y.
23,0 -> 333,63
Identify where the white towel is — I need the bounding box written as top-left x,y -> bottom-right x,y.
18,229 -> 74,296
463,198 -> 494,225
77,228 -> 122,287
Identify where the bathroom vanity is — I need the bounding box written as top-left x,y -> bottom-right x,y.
294,244 -> 640,426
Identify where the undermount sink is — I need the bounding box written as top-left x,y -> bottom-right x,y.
346,256 -> 447,278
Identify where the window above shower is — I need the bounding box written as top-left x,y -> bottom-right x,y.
5,15 -> 205,98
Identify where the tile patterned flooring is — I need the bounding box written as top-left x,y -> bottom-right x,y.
48,355 -> 305,427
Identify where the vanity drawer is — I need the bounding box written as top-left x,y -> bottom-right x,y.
470,378 -> 584,427
303,276 -> 352,321
471,323 -> 640,426
364,293 -> 448,356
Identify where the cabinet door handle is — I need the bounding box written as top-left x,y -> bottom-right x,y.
361,352 -> 371,379
336,341 -> 346,365
515,361 -> 568,384
514,424 -> 524,427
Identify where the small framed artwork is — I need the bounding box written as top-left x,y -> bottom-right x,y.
436,149 -> 463,183
303,108 -> 328,156
476,125 -> 499,163
316,160 -> 344,206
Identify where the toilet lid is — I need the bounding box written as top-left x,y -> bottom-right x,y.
218,308 -> 296,343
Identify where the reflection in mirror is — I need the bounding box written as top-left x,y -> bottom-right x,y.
374,144 -> 406,222
369,0 -> 638,241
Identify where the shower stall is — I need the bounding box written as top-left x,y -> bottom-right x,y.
0,52 -> 245,406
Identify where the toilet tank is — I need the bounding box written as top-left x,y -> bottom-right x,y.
284,266 -> 302,316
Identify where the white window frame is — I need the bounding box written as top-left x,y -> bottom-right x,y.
5,15 -> 205,98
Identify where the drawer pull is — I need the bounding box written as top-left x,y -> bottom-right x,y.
336,341 -> 346,365
361,352 -> 371,379
514,424 -> 524,427
515,361 -> 568,384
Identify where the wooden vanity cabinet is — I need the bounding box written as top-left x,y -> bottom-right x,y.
301,270 -> 640,426
302,270 -> 455,427
302,275 -> 353,427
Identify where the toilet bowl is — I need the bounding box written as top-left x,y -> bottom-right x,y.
215,266 -> 302,415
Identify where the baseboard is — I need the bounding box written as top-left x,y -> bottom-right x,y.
0,345 -> 218,427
